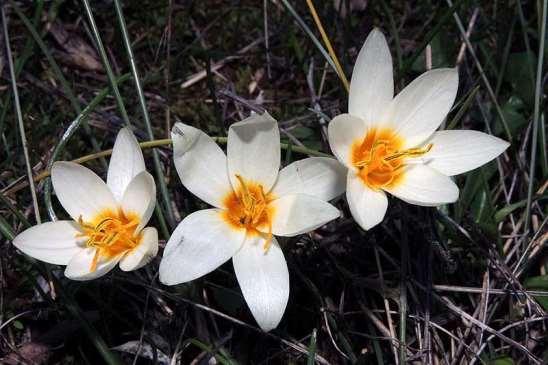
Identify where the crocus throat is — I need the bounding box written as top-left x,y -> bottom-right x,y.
76,210 -> 141,272
222,175 -> 275,251
351,127 -> 432,190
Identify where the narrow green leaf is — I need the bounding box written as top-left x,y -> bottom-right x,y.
494,194 -> 548,222
307,328 -> 318,365
524,276 -> 548,310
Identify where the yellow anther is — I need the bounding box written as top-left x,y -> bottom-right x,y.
90,250 -> 100,272
352,127 -> 434,190
75,210 -> 141,272
262,225 -> 273,253
235,174 -> 252,208
224,175 -> 274,251
384,143 -> 433,161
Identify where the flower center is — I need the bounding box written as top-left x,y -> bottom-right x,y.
222,175 -> 275,251
351,127 -> 432,190
76,210 -> 141,272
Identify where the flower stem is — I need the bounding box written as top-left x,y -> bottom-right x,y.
25,138 -> 330,187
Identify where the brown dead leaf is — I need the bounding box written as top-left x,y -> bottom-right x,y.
248,67 -> 265,94
2,342 -> 50,365
48,20 -> 103,72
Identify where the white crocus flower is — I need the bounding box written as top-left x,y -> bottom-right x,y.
13,128 -> 158,280
328,29 -> 509,230
159,112 -> 346,331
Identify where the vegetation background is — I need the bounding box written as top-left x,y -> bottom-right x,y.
0,0 -> 546,364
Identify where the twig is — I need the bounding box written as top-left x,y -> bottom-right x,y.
425,44 -> 432,70
399,220 -> 409,364
433,284 -> 548,297
445,0 -> 512,141
116,277 -> 332,365
470,316 -> 548,365
180,38 -> 264,89
455,7 -> 479,66
415,280 -> 543,364
411,314 -> 487,365
374,246 -> 399,364
131,272 -> 154,365
322,310 -> 350,361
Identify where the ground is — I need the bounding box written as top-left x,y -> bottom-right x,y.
0,0 -> 546,364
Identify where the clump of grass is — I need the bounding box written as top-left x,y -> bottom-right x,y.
0,1 -> 546,364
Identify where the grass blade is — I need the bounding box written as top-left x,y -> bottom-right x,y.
62,293 -> 124,365
307,328 -> 318,365
399,223 -> 408,364
398,0 -> 467,78
0,0 -> 43,137
304,0 -> 349,91
0,191 -> 31,228
113,0 -> 178,227
524,0 -> 547,233
445,0 -> 513,142
8,0 -> 105,167
81,0 -> 130,126
2,4 -> 41,224
0,214 -> 16,241
43,73 -> 132,220
279,0 -> 338,78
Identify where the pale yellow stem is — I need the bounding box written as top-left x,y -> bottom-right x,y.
4,137 -> 329,196
305,0 -> 350,92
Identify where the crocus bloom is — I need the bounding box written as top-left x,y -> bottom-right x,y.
13,128 -> 158,280
328,29 -> 509,230
159,112 -> 345,331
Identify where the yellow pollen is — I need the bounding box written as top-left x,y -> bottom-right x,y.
222,175 -> 275,252
383,143 -> 433,162
76,210 -> 141,272
351,128 -> 433,190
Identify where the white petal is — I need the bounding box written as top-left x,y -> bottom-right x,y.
107,127 -> 146,202
424,130 -> 509,176
121,171 -> 156,232
390,68 -> 459,148
119,227 -> 158,271
271,157 -> 346,201
270,194 -> 340,236
348,28 -> 394,124
172,122 -> 232,208
233,236 -> 289,331
64,247 -> 121,281
227,112 -> 280,191
13,221 -> 85,265
327,114 -> 368,168
51,161 -> 118,222
346,173 -> 388,230
385,164 -> 459,206
159,209 -> 246,285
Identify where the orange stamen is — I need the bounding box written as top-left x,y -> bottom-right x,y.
76,210 -> 141,272
222,175 -> 276,252
351,128 -> 433,190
